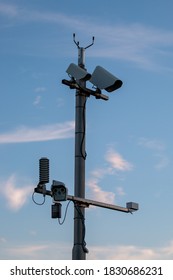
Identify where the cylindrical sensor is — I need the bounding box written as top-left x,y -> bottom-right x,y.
51,203 -> 62,219
39,157 -> 49,184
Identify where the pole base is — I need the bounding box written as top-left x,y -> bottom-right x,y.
72,244 -> 86,260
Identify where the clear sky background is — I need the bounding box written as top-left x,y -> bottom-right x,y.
0,0 -> 173,260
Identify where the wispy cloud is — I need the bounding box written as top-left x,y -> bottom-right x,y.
87,166 -> 115,204
88,243 -> 171,260
2,239 -> 173,260
88,240 -> 173,260
87,177 -> 115,204
0,3 -> 18,17
34,87 -> 46,93
0,237 -> 7,243
6,244 -> 49,259
138,137 -> 165,151
33,95 -> 41,106
1,241 -> 71,259
154,154 -> 170,170
138,137 -> 169,170
33,87 -> 46,106
1,3 -> 173,70
0,121 -> 74,144
89,23 -> 173,71
0,3 -> 82,27
0,175 -> 33,211
116,186 -> 126,196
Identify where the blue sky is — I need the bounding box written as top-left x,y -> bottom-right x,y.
0,0 -> 173,260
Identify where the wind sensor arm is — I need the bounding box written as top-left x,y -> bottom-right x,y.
73,33 -> 95,49
33,158 -> 139,214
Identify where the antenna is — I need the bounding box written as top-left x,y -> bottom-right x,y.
39,157 -> 49,184
73,33 -> 95,49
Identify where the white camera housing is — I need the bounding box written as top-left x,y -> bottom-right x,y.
51,180 -> 68,201
90,66 -> 123,92
66,63 -> 91,81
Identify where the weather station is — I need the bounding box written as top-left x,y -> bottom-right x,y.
32,34 -> 139,260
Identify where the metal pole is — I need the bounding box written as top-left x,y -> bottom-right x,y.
72,47 -> 87,260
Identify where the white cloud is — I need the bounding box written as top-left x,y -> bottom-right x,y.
105,148 -> 133,171
154,154 -> 170,170
116,186 -> 126,196
90,167 -> 112,179
33,87 -> 46,106
33,95 -> 41,106
87,177 -> 115,204
2,241 -> 71,260
87,164 -> 112,202
88,241 -> 173,260
2,240 -> 173,260
138,137 -> 165,151
87,148 -> 131,204
138,137 -> 169,170
6,244 -> 49,259
89,23 -> 173,70
87,166 -> 115,204
161,240 -> 173,256
34,87 -> 46,93
0,175 -> 33,211
88,245 -> 158,260
0,3 -> 83,28
0,121 -> 75,144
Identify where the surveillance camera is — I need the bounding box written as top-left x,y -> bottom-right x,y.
126,202 -> 139,211
66,63 -> 91,81
89,66 -> 123,92
51,180 -> 68,201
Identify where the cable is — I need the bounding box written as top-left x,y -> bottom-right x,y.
80,97 -> 87,160
74,202 -> 88,253
32,192 -> 46,206
58,200 -> 71,225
